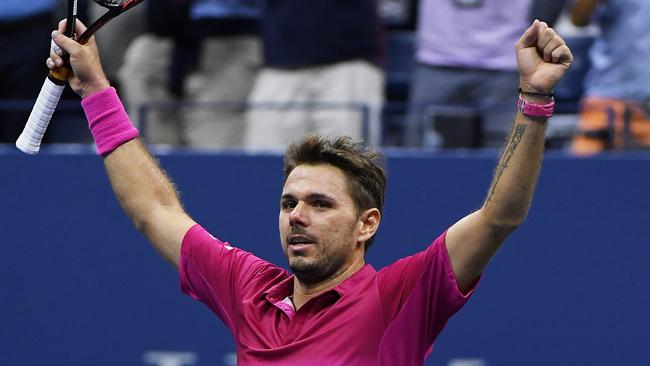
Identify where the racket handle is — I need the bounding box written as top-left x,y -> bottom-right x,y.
16,76 -> 65,155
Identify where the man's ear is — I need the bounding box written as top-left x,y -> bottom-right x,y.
356,208 -> 381,246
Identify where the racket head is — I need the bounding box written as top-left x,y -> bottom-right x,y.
77,0 -> 145,44
91,0 -> 144,11
91,0 -> 125,8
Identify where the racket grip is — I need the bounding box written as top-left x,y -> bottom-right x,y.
16,76 -> 65,155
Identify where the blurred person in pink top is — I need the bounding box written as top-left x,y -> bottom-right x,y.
47,18 -> 572,365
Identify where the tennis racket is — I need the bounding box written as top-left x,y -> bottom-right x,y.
16,0 -> 145,155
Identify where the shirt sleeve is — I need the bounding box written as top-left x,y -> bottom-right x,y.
179,224 -> 285,330
377,231 -> 479,345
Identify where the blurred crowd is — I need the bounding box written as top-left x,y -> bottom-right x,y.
1,0 -> 649,154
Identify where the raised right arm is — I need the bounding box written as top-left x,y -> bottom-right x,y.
48,20 -> 195,269
102,139 -> 196,268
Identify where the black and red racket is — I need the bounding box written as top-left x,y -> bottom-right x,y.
16,0 -> 145,155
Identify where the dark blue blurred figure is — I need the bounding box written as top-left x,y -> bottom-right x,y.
244,0 -> 385,150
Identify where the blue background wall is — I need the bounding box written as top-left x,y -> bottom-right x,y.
1,147 -> 648,365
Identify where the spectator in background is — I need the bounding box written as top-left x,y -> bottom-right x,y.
118,0 -> 261,148
570,0 -> 650,154
0,0 -> 56,143
404,0 -> 535,148
88,0 -> 145,90
244,0 -> 385,150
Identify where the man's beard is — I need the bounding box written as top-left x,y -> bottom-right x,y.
284,222 -> 356,285
288,244 -> 349,285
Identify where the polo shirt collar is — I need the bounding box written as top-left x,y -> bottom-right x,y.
332,264 -> 376,296
263,274 -> 294,303
263,264 -> 377,302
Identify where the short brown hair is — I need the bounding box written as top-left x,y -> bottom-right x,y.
283,134 -> 387,250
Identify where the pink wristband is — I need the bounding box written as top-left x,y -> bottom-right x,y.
81,87 -> 139,156
518,94 -> 554,118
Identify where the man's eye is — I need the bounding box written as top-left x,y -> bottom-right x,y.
315,200 -> 331,208
281,201 -> 296,210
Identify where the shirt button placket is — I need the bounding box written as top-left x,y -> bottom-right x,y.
285,305 -> 309,342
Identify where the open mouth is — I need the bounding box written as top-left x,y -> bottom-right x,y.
288,235 -> 314,244
287,234 -> 315,252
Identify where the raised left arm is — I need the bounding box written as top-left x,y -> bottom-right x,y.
446,20 -> 573,292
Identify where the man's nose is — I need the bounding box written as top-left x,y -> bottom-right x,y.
289,202 -> 309,227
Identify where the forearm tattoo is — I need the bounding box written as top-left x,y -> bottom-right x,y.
485,123 -> 528,204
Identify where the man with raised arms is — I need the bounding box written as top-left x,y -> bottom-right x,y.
47,18 -> 571,365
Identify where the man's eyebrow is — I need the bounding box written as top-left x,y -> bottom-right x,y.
280,192 -> 336,201
280,193 -> 295,201
307,193 -> 336,202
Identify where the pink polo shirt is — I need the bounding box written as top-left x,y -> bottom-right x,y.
180,225 -> 477,365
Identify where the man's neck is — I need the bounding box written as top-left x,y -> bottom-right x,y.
292,257 -> 365,310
